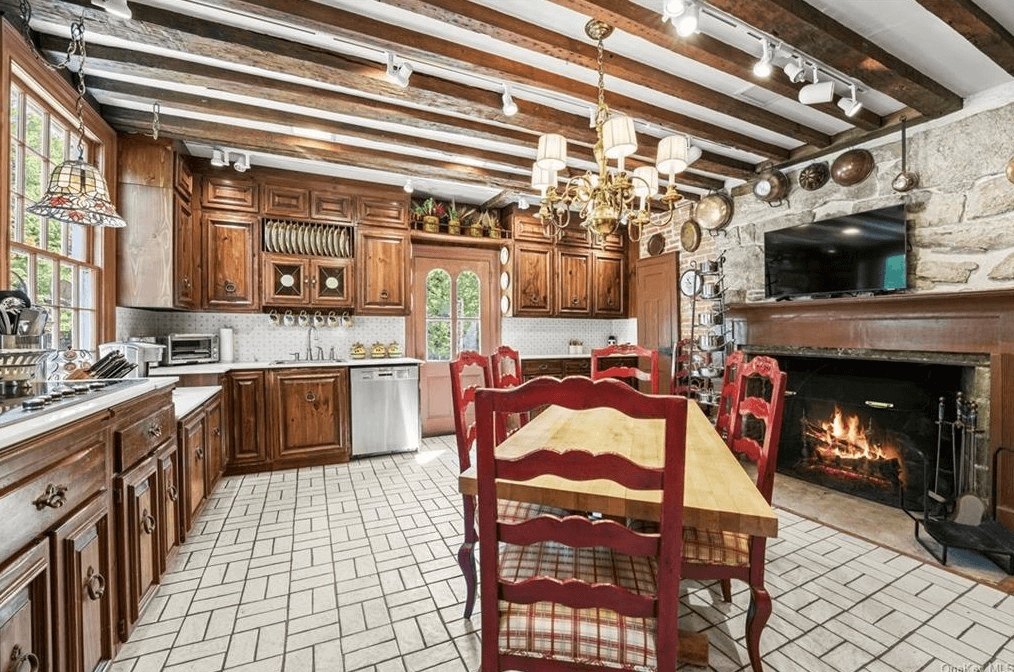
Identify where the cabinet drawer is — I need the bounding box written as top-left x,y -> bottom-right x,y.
116,405 -> 176,472
563,359 -> 591,376
522,359 -> 564,377
0,440 -> 106,562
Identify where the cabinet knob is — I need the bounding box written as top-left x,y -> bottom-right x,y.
33,483 -> 67,510
305,391 -> 317,403
607,297 -> 615,306
167,484 -> 179,502
182,277 -> 192,290
7,646 -> 39,672
213,427 -> 221,437
224,280 -> 237,294
85,566 -> 106,601
571,296 -> 578,305
195,448 -> 205,461
146,422 -> 162,440
140,509 -> 157,535
380,289 -> 390,300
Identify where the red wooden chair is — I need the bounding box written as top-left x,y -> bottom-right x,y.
591,344 -> 660,394
670,338 -> 693,395
714,349 -> 746,446
475,376 -> 688,672
682,355 -> 787,672
489,345 -> 529,442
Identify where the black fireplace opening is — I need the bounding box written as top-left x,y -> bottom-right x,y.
773,355 -> 967,508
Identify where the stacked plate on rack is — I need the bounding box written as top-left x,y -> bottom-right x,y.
263,220 -> 351,258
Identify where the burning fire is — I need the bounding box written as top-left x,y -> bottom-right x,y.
811,406 -> 898,463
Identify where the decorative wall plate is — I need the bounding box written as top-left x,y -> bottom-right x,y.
499,246 -> 510,265
680,220 -> 701,252
500,271 -> 510,290
798,162 -> 830,191
501,294 -> 511,315
647,233 -> 666,256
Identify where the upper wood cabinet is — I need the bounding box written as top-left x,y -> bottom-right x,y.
556,248 -> 591,316
311,190 -> 356,224
514,244 -> 553,317
593,251 -> 626,317
173,198 -> 199,310
357,229 -> 409,315
204,211 -> 260,311
262,254 -> 354,308
174,154 -> 193,201
263,184 -> 310,218
201,175 -> 259,212
268,368 -> 351,468
510,210 -> 550,243
358,195 -> 408,229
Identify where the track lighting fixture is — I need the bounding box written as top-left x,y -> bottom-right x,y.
232,152 -> 250,173
210,148 -> 229,167
674,1 -> 700,37
753,38 -> 773,78
661,0 -> 688,21
385,52 -> 413,88
403,179 -> 414,194
783,55 -> 806,84
798,67 -> 835,105
501,84 -> 518,117
837,82 -> 863,117
91,0 -> 131,19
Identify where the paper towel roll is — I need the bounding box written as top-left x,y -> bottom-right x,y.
219,327 -> 234,363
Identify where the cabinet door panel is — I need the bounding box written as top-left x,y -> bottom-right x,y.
157,441 -> 181,562
358,195 -> 408,229
311,191 -> 355,223
263,184 -> 310,218
556,248 -> 591,316
593,252 -> 626,317
0,542 -> 50,672
206,396 -> 224,488
115,457 -> 160,639
204,212 -> 259,311
226,372 -> 268,469
183,412 -> 207,524
356,230 -> 408,315
174,153 -> 193,200
269,368 -> 350,465
262,255 -> 309,306
201,175 -> 258,212
173,197 -> 197,309
311,259 -> 354,307
510,211 -> 549,242
513,245 -> 553,316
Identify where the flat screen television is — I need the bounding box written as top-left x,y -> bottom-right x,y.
764,204 -> 908,299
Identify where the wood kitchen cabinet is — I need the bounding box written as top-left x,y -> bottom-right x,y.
205,396 -> 225,487
262,254 -> 353,308
514,244 -> 553,316
51,494 -> 115,672
268,368 -> 351,468
0,541 -> 52,672
556,248 -> 591,316
173,198 -> 200,309
156,441 -> 182,563
593,251 -> 626,317
225,371 -> 269,473
204,211 -> 260,311
262,183 -> 310,218
358,194 -> 409,229
356,229 -> 409,315
114,456 -> 160,637
181,410 -> 208,526
311,189 -> 356,223
201,174 -> 259,212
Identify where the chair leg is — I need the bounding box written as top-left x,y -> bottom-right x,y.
720,578 -> 732,602
459,495 -> 478,618
745,584 -> 772,672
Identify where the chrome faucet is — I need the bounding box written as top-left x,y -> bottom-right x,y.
306,325 -> 318,360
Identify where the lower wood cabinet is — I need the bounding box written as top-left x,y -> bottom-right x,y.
182,410 -> 208,527
225,371 -> 269,472
268,367 -> 351,468
0,540 -> 52,672
157,441 -> 182,563
114,455 -> 161,637
51,493 -> 115,672
206,396 -> 225,487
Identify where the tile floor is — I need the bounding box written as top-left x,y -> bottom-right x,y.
111,436 -> 1014,672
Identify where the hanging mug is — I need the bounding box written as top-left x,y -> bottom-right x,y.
298,310 -> 310,327
282,310 -> 295,327
327,311 -> 339,328
268,310 -> 280,326
313,311 -> 325,327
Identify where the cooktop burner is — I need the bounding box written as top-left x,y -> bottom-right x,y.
0,378 -> 149,430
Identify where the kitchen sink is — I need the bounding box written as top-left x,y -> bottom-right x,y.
268,359 -> 346,367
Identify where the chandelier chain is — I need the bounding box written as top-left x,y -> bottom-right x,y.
151,101 -> 161,141
72,20 -> 88,157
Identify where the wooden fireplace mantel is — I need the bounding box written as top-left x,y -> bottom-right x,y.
727,289 -> 1014,527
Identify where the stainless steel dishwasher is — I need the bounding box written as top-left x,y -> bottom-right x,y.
350,365 -> 421,456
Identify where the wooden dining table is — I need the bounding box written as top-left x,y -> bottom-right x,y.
458,399 -> 779,667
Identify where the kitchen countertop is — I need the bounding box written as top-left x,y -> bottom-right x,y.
150,358 -> 424,376
173,385 -> 222,419
524,351 -> 640,360
1,377 -> 177,451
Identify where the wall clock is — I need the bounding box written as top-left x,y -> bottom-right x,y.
679,269 -> 702,297
680,220 -> 701,252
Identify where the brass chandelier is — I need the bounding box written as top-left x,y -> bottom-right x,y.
532,20 -> 696,243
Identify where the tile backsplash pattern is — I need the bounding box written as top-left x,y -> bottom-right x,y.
117,307 -> 405,362
502,317 -> 637,356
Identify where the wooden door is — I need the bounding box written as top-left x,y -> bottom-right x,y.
156,441 -> 181,559
268,368 -> 350,466
411,246 -> 500,436
555,248 -> 591,316
593,252 -> 626,317
204,211 -> 259,311
115,457 -> 160,638
636,252 -> 679,395
262,254 -> 309,306
173,197 -> 197,309
513,244 -> 553,316
0,541 -> 51,672
226,371 -> 268,470
205,395 -> 224,486
182,411 -> 207,524
51,494 -> 114,672
356,229 -> 409,314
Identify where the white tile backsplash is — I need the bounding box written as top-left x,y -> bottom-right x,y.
502,317 -> 637,356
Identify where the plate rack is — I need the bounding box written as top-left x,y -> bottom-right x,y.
262,218 -> 354,259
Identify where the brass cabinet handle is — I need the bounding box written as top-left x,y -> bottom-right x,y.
305,391 -> 317,403
140,509 -> 156,535
213,427 -> 221,437
380,289 -> 390,300
571,296 -> 578,305
146,422 -> 162,440
167,484 -> 179,502
8,646 -> 40,672
85,566 -> 106,601
182,277 -> 191,290
195,448 -> 205,460
224,280 -> 237,294
33,484 -> 67,510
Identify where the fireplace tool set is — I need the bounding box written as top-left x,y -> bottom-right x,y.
904,392 -> 1014,573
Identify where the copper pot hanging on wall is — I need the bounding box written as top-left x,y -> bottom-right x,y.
831,148 -> 875,186
752,163 -> 790,206
798,161 -> 830,191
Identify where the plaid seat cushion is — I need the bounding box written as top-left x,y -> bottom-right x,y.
497,499 -> 566,524
497,542 -> 659,671
682,527 -> 750,566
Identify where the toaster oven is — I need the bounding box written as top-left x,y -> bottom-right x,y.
155,334 -> 219,366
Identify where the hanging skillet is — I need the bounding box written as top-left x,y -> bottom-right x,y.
892,117 -> 919,193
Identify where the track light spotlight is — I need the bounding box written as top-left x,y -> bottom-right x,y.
753,39 -> 773,78
232,153 -> 250,173
403,179 -> 414,194
837,82 -> 863,118
501,84 -> 518,117
210,148 -> 229,167
91,0 -> 131,19
662,0 -> 688,21
675,1 -> 700,37
798,67 -> 835,105
783,55 -> 806,84
385,52 -> 413,88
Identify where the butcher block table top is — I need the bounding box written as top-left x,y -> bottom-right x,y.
459,400 -> 778,538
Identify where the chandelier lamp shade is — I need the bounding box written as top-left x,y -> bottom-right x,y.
532,19 -> 694,243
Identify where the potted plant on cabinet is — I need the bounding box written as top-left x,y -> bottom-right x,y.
447,201 -> 462,235
413,198 -> 445,232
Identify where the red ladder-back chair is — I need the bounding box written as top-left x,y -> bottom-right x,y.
591,344 -> 660,394
714,349 -> 746,446
682,355 -> 787,672
475,376 -> 688,672
489,345 -> 529,442
670,338 -> 693,395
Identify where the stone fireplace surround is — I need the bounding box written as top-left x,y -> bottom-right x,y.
728,289 -> 1014,530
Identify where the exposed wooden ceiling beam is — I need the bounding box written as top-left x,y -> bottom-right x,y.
230,0 -> 829,148
705,0 -> 962,117
913,0 -> 1014,75
543,0 -> 883,131
106,109 -> 533,191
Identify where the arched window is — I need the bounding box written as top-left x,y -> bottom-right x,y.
425,268 -> 482,361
